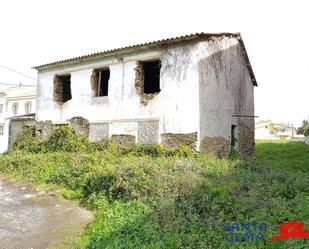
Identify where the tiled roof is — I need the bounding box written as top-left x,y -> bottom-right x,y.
33,32 -> 257,86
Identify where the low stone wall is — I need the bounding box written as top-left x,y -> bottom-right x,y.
9,115 -> 255,157
69,117 -> 90,137
35,120 -> 55,140
34,117 -> 90,141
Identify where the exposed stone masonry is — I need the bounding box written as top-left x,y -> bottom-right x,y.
238,121 -> 255,156
35,120 -> 55,140
200,136 -> 230,158
161,132 -> 197,149
135,62 -> 158,106
69,117 -> 90,137
111,134 -> 136,147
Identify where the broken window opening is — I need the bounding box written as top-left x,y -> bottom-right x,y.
231,125 -> 238,149
53,75 -> 72,103
141,60 -> 161,94
92,68 -> 110,97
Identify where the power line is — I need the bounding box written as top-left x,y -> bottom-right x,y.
0,82 -> 36,87
0,64 -> 37,81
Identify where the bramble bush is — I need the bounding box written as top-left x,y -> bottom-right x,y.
10,125 -> 195,157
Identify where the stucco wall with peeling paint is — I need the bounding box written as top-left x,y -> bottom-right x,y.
35,36 -> 255,155
198,37 -> 255,156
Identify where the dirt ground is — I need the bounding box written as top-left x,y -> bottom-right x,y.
0,177 -> 94,249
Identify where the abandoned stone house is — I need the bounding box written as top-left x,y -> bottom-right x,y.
33,33 -> 257,157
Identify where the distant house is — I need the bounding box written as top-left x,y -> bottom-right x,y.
0,87 -> 36,152
255,121 -> 299,140
33,33 -> 257,157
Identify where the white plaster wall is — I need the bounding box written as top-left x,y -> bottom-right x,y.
36,38 -> 254,150
36,46 -> 200,142
198,37 -> 254,142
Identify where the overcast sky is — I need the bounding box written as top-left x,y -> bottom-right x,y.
0,0 -> 308,126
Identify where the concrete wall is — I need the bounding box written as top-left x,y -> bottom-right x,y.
198,37 -> 255,156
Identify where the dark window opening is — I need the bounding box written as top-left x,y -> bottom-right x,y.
142,60 -> 161,94
53,75 -> 72,103
93,68 -> 110,96
231,125 -> 238,148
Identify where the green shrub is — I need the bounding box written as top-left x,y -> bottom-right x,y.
43,126 -> 94,152
3,134 -> 309,248
304,125 -> 309,136
11,125 -> 97,153
123,144 -> 194,158
10,126 -> 42,153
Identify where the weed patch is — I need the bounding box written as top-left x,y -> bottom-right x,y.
1,130 -> 309,248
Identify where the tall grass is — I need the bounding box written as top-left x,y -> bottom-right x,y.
0,128 -> 308,248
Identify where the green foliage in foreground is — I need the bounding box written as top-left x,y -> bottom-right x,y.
1,128 -> 309,248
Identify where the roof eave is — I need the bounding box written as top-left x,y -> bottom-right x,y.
32,33 -> 240,70
32,32 -> 257,87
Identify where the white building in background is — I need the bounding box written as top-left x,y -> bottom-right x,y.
0,87 -> 36,152
255,120 -> 302,140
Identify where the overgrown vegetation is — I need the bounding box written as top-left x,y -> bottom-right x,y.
1,127 -> 309,248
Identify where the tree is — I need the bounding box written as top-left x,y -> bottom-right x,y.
297,120 -> 309,134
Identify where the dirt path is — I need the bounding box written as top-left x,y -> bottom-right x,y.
0,177 -> 94,249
